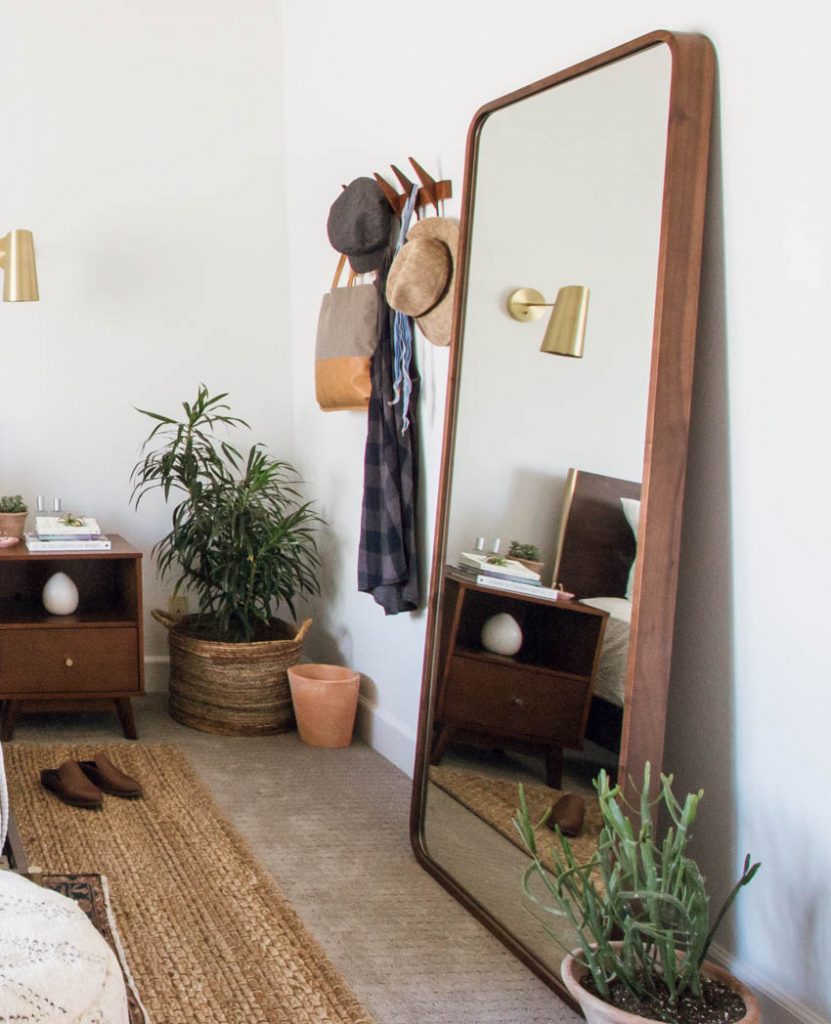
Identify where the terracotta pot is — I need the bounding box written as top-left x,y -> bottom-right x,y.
288,663 -> 360,748
0,511 -> 27,540
562,949 -> 760,1024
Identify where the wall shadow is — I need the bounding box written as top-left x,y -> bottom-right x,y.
663,80 -> 740,950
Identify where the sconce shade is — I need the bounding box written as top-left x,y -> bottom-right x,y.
540,286 -> 589,358
1,229 -> 39,302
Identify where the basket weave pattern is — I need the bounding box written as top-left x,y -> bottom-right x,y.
154,611 -> 311,735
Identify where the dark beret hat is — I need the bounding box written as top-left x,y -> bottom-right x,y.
327,177 -> 392,272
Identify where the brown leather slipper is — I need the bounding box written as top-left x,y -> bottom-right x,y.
78,754 -> 143,798
545,793 -> 586,836
40,760 -> 103,809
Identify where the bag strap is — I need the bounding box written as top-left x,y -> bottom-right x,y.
332,252 -> 359,289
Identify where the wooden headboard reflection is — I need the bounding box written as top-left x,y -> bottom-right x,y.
552,468 -> 641,599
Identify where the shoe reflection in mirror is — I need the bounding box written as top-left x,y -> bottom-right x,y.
546,793 -> 585,836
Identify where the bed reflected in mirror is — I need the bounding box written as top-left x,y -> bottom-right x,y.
411,29 -> 715,999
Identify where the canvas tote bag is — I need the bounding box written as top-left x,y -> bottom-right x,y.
315,254 -> 380,411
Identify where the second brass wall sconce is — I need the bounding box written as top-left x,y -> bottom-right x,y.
0,229 -> 39,302
507,285 -> 589,357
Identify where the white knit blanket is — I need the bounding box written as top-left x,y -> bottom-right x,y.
0,869 -> 129,1023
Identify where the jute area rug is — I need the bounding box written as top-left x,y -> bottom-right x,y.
429,764 -> 603,870
6,743 -> 373,1024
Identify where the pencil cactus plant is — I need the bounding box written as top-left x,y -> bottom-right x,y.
514,765 -> 759,1013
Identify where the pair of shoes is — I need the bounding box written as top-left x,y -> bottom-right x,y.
40,754 -> 143,809
545,793 -> 586,836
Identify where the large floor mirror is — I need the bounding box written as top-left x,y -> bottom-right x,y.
411,30 -> 715,1002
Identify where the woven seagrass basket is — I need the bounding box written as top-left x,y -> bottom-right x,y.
152,610 -> 311,735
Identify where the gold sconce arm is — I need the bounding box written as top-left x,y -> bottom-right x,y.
0,229 -> 39,302
507,284 -> 589,357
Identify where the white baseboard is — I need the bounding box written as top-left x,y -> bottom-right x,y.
143,655 -> 169,694
144,657 -> 418,778
355,694 -> 416,778
709,943 -> 828,1024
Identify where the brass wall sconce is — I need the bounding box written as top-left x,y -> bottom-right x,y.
0,229 -> 39,302
507,285 -> 589,357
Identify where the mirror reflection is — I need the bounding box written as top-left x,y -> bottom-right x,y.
422,44 -> 673,974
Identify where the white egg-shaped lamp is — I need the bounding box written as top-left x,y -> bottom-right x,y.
480,612 -> 523,656
42,572 -> 79,615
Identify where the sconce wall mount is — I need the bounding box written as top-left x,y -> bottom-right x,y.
0,229 -> 39,302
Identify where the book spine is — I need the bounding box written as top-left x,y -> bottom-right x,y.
25,538 -> 112,552
475,575 -> 560,599
478,570 -> 542,585
35,535 -> 101,542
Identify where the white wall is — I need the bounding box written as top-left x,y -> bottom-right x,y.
281,3 -> 831,1022
0,0 -> 291,677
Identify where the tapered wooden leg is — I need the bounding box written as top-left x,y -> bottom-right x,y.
430,724 -> 456,765
545,745 -> 564,789
1,701 -> 21,742
114,698 -> 138,740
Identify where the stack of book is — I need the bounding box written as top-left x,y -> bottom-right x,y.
454,552 -> 573,602
25,515 -> 112,552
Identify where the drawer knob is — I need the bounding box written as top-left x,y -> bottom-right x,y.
511,696 -> 524,708
65,657 -> 74,668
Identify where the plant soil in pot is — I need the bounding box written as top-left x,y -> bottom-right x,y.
562,948 -> 760,1024
133,385 -> 323,735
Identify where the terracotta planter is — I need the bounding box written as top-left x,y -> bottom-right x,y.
288,663 -> 360,748
562,950 -> 760,1024
0,512 -> 27,541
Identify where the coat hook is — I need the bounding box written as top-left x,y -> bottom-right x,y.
409,157 -> 440,214
373,172 -> 402,213
391,164 -> 416,196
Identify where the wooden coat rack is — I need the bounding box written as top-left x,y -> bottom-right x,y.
373,157 -> 452,216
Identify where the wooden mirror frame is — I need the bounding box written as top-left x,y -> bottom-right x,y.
410,29 -> 715,1000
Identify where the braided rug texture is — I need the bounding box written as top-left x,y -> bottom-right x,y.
6,743 -> 373,1024
429,764 -> 603,868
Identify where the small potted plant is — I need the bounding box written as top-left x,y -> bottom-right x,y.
514,765 -> 760,1024
508,540 -> 543,576
0,495 -> 28,541
131,385 -> 323,736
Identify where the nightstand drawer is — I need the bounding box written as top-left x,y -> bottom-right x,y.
443,654 -> 590,746
0,628 -> 139,695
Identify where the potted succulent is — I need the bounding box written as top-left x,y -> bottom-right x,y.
514,765 -> 760,1024
0,495 -> 28,541
508,540 -> 544,576
131,385 -> 323,735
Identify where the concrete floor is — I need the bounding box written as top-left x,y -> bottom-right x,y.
11,694 -> 579,1024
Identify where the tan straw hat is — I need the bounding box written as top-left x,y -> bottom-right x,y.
385,217 -> 459,347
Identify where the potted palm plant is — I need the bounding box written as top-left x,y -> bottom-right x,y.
131,385 -> 322,735
514,765 -> 760,1024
